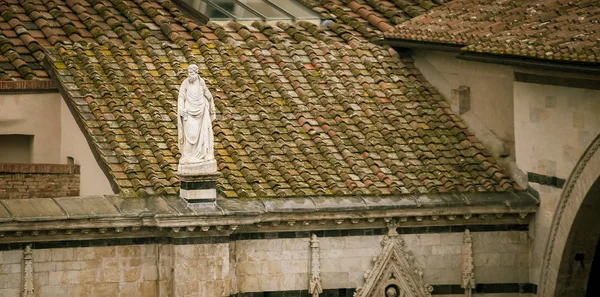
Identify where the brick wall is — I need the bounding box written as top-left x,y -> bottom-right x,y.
0,163 -> 80,199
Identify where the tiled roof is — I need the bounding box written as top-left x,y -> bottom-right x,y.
1,0 -> 517,198
0,1 -> 49,80
298,0 -> 449,39
384,0 -> 600,64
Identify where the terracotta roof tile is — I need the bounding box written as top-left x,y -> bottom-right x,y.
385,0 -> 600,63
1,0 -> 517,197
298,0 -> 448,40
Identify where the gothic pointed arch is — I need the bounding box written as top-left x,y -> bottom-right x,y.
355,225 -> 433,297
540,134 -> 600,297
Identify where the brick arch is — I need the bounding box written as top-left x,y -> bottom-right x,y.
539,134 -> 600,297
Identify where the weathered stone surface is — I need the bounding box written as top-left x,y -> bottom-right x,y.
262,198 -> 316,213
311,197 -> 366,211
0,191 -> 538,226
53,196 -> 120,219
0,203 -> 11,222
0,230 -> 530,295
107,196 -> 178,217
1,198 -> 66,221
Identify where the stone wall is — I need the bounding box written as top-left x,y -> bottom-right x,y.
0,163 -> 80,199
59,100 -> 113,196
413,50 -> 515,143
0,230 -> 531,296
172,243 -> 231,296
0,249 -> 20,296
35,245 -> 158,297
514,82 -> 600,181
0,93 -> 113,196
234,231 -> 529,294
513,81 -> 600,286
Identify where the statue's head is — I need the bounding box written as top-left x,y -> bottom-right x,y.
188,64 -> 199,76
385,287 -> 398,297
187,64 -> 199,83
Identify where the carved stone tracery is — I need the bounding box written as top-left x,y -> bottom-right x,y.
22,245 -> 34,297
309,234 -> 323,297
355,223 -> 432,297
461,229 -> 475,297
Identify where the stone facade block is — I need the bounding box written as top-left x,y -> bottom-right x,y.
0,273 -> 19,289
51,248 -> 74,261
37,286 -> 67,297
1,250 -> 21,264
173,243 -> 230,297
0,288 -> 20,297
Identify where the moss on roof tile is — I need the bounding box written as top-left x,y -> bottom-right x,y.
385,0 -> 600,64
2,0 -> 516,197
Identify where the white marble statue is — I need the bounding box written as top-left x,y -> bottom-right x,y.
177,64 -> 217,175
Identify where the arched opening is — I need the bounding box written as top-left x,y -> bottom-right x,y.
586,237 -> 600,297
539,135 -> 600,297
554,177 -> 600,296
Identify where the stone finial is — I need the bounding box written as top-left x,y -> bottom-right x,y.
309,234 -> 323,297
461,229 -> 475,297
22,245 -> 34,297
386,219 -> 400,236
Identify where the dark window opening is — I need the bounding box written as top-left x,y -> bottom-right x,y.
0,134 -> 33,163
182,0 -> 319,21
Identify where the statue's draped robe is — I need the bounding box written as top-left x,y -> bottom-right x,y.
177,77 -> 215,164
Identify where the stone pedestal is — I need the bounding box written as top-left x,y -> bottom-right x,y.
178,159 -> 217,176
178,160 -> 219,204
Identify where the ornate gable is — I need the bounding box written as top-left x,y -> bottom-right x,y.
355,225 -> 433,297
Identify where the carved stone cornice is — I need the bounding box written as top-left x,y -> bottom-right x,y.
0,191 -> 538,242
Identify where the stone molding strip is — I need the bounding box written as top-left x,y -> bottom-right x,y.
515,72 -> 600,91
0,163 -> 80,174
230,283 -> 537,296
527,172 -> 565,189
0,191 -> 538,241
0,224 -> 528,251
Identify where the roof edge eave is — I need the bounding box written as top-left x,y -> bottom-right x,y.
0,190 -> 538,241
457,51 -> 600,74
376,38 -> 465,53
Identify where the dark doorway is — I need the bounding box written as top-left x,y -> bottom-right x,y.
555,177 -> 600,296
586,238 -> 600,297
